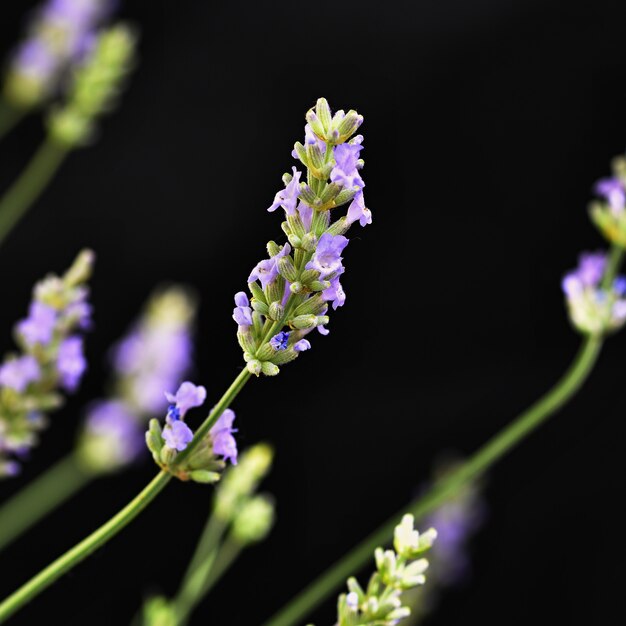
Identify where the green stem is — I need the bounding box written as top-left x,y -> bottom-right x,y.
0,138 -> 69,248
0,470 -> 171,623
264,334 -> 605,626
0,368 -> 253,622
0,454 -> 90,554
0,100 -> 24,142
173,513 -> 227,623
195,538 -> 242,601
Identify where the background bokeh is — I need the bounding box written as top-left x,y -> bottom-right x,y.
1,0 -> 626,624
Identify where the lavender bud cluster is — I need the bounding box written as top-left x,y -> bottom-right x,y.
234,97 -> 370,377
3,0 -> 115,110
48,23 -> 136,147
0,250 -> 94,477
75,287 -> 196,474
326,515 -> 436,626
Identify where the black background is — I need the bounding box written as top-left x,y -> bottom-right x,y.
1,1 -> 626,624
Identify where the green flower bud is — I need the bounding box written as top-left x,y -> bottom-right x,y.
290,314 -> 318,330
277,257 -> 298,283
231,495 -> 275,545
246,359 -> 263,376
261,361 -> 280,376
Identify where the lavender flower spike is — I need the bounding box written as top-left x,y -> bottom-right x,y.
590,156 -> 626,246
0,250 -> 94,478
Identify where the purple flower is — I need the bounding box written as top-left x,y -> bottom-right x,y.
294,339 -> 311,352
346,191 -> 372,227
268,167 -> 302,216
0,356 -> 41,392
233,292 -> 253,326
298,202 -> 313,231
306,233 -> 349,280
323,275 -> 347,310
210,408 -> 238,465
330,143 -> 364,190
614,277 -> 626,297
85,400 -> 144,465
595,177 -> 626,213
270,331 -> 290,350
17,302 -> 57,346
57,336 -> 87,391
562,251 -> 607,297
13,40 -> 57,81
248,244 -> 291,290
165,381 -> 206,417
162,420 -> 194,451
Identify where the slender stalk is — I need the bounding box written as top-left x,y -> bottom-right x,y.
0,454 -> 90,554
0,100 -> 24,142
0,470 -> 171,623
0,369 -> 253,622
199,538 -> 242,597
0,138 -> 69,248
173,513 -> 227,623
263,333 -> 605,626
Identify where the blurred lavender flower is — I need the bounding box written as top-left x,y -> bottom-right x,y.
3,0 -> 115,110
562,251 -> 626,335
210,408 -> 238,465
0,250 -> 94,477
590,157 -> 626,246
76,287 -> 197,474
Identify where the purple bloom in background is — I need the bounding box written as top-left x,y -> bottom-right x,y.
233,291 -> 253,326
0,356 -> 41,392
85,400 -> 144,465
270,331 -> 290,351
294,339 -> 311,352
162,420 -> 193,451
595,177 -> 626,214
13,40 -> 56,81
614,276 -> 626,297
248,244 -> 291,290
346,191 -> 372,227
210,408 -> 238,465
17,302 -> 57,346
562,251 -> 606,297
330,143 -> 364,190
323,275 -> 347,310
268,167 -> 302,215
165,381 -> 206,417
306,233 -> 349,280
57,336 -> 87,391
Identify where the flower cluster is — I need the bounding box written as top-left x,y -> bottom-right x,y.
75,287 -> 196,474
589,156 -> 626,247
3,0 -> 115,110
48,23 -> 136,147
562,251 -> 626,335
327,515 -> 436,626
234,97 -> 369,377
0,250 -> 94,477
146,382 -> 240,483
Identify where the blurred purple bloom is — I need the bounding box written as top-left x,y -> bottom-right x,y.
268,167 -> 302,216
57,336 -> 87,391
270,331 -> 289,350
210,408 -> 238,465
165,381 -> 206,417
17,302 -> 57,346
306,233 -> 349,280
85,400 -> 144,465
346,191 -> 372,227
233,291 -> 253,326
0,356 -> 41,392
13,40 -> 57,81
595,177 -> 626,213
248,244 -> 291,290
562,251 -> 607,297
330,143 -> 364,190
162,420 -> 193,451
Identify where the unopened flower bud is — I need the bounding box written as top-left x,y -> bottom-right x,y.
261,361 -> 280,376
231,495 -> 275,545
290,314 -> 318,329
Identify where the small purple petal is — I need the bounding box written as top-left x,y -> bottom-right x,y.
162,420 -> 194,451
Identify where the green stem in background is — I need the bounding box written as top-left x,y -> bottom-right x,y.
173,513 -> 228,624
193,537 -> 242,602
0,470 -> 171,624
0,454 -> 90,554
264,310 -> 615,625
0,138 -> 69,248
0,100 -> 24,142
0,369 -> 253,622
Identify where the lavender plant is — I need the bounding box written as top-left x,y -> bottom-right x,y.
0,249 -> 93,477
0,21 -> 136,247
0,286 -> 196,552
